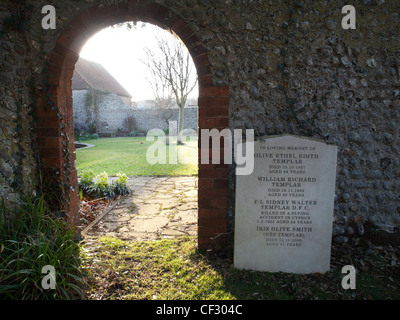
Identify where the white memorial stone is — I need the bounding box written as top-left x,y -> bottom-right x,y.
234,134 -> 338,274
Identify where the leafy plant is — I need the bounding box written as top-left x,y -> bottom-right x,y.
113,173 -> 131,196
0,197 -> 88,299
95,172 -> 109,189
116,173 -> 127,185
78,170 -> 130,199
88,172 -> 115,199
78,170 -> 95,195
81,170 -> 96,185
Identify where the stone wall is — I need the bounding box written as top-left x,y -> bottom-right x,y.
73,89 -> 198,133
73,90 -> 134,132
0,1 -> 40,208
0,0 -> 399,245
133,106 -> 198,134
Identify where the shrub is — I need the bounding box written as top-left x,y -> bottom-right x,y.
86,171 -> 114,199
95,172 -> 109,189
78,171 -> 130,199
0,197 -> 87,299
74,122 -> 89,142
78,169 -> 95,195
90,133 -> 99,140
80,170 -> 96,185
113,173 -> 131,196
76,133 -> 99,142
88,122 -> 97,134
116,173 -> 128,185
123,115 -> 135,133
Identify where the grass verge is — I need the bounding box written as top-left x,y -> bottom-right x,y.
82,236 -> 232,300
82,236 -> 400,300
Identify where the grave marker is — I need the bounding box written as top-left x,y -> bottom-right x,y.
234,134 -> 338,273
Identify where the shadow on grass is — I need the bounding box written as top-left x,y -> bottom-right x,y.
190,234 -> 400,300
81,232 -> 400,300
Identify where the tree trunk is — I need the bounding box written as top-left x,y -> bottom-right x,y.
178,105 -> 184,145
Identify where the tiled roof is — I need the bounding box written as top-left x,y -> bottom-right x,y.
72,57 -> 132,98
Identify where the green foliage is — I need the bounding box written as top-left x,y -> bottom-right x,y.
95,172 -> 109,189
76,133 -> 99,142
78,170 -> 131,200
81,169 -> 96,185
113,173 -> 130,196
78,169 -> 95,196
88,123 -> 97,135
0,197 -> 87,300
116,173 -> 128,185
90,172 -> 116,199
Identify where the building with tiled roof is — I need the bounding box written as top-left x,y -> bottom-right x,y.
72,57 -> 132,105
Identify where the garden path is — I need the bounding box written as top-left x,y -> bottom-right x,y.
82,176 -> 198,241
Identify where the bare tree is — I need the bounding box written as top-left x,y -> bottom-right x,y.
154,97 -> 175,126
142,30 -> 197,144
148,73 -> 175,125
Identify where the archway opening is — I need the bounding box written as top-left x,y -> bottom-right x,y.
37,1 -> 230,249
74,22 -> 199,241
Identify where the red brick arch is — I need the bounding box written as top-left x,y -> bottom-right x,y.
37,0 -> 229,249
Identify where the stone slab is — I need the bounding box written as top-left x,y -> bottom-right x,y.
234,134 -> 338,274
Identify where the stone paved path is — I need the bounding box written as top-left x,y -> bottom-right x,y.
83,176 -> 198,241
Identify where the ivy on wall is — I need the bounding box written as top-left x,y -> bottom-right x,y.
0,0 -> 38,199
84,88 -> 109,134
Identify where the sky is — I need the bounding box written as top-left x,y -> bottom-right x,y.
79,23 -> 197,103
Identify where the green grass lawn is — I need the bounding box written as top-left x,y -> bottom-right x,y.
82,236 -> 400,300
76,137 -> 198,177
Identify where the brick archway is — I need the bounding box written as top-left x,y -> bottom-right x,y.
37,1 -> 229,249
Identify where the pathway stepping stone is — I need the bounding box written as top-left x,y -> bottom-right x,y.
83,176 -> 198,241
